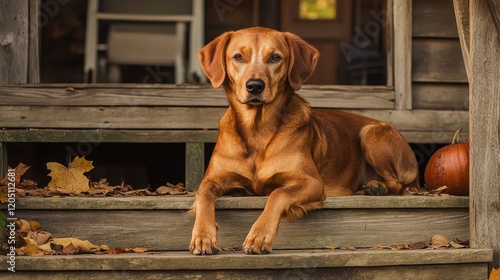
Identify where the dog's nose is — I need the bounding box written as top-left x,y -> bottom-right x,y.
246,79 -> 265,94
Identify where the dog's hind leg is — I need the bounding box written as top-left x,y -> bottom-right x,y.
359,123 -> 420,195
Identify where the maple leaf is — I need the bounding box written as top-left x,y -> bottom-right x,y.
490,267 -> 500,280
47,156 -> 94,194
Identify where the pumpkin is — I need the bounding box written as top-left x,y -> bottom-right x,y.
424,128 -> 469,196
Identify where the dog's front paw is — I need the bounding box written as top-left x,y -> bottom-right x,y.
242,226 -> 274,254
363,180 -> 388,195
190,226 -> 220,255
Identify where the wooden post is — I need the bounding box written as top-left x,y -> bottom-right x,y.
0,0 -> 29,85
185,142 -> 205,191
393,0 -> 412,110
467,0 -> 500,269
0,0 -> 35,177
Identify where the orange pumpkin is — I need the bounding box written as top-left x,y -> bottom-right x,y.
424,128 -> 469,196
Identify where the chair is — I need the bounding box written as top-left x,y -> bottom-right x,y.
84,0 -> 205,84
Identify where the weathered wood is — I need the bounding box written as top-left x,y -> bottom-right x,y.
0,249 -> 492,272
185,142 -> 205,191
0,107 -> 468,132
412,0 -> 459,38
0,129 -> 219,143
10,196 -> 470,210
469,0 -> 500,267
393,0 -> 412,110
0,263 -> 491,280
453,0 -> 471,79
0,84 -> 395,109
412,39 -> 468,83
28,0 -> 40,83
385,0 -> 394,87
0,0 -> 29,85
4,196 -> 471,251
0,129 -> 469,145
487,0 -> 500,36
412,83 -> 469,110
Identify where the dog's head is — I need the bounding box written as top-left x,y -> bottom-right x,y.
198,27 -> 319,106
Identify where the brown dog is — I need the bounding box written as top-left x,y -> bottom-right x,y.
190,27 -> 419,255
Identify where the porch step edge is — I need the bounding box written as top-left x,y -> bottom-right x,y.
0,249 -> 492,271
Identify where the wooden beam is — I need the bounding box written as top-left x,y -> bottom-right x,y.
453,0 -> 471,80
28,0 -> 40,83
469,0 -> 500,268
185,142 -> 205,191
0,84 -> 395,109
0,0 -> 29,85
393,0 -> 412,110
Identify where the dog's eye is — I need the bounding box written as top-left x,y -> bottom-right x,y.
233,54 -> 243,61
270,54 -> 282,63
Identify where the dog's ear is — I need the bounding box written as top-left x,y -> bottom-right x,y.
198,32 -> 233,88
284,32 -> 319,91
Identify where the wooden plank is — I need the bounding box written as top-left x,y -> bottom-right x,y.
12,208 -> 469,251
0,249 -> 492,271
0,129 -> 219,143
487,0 -> 500,36
412,38 -> 468,83
3,196 -> 470,251
0,84 -> 395,109
0,263 -> 491,280
453,0 -> 471,80
469,0 -> 500,267
28,0 -> 40,83
0,0 -> 29,85
393,0 -> 412,110
9,196 -> 470,210
185,142 -> 205,191
412,83 -> 469,110
412,0 -> 459,38
0,107 -> 468,132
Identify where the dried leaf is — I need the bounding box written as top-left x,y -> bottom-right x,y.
131,247 -> 148,253
449,241 -> 466,249
29,220 -> 41,231
490,267 -> 500,280
431,235 -> 450,248
27,230 -> 52,246
20,238 -> 45,256
16,219 -> 31,234
47,156 -> 94,194
50,237 -> 100,253
0,163 -> 30,185
38,243 -> 55,255
62,243 -> 78,255
324,245 -> 337,250
371,245 -> 389,250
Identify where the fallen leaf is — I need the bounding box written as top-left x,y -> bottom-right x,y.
490,267 -> 500,280
156,183 -> 187,195
449,241 -> 466,249
20,238 -> 45,256
62,243 -> 78,255
324,245 -> 337,250
371,245 -> 389,250
50,237 -> 100,253
132,247 -> 148,253
47,156 -> 94,194
431,235 -> 450,248
27,230 -> 52,246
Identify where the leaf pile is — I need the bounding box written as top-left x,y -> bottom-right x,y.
321,235 -> 467,252
5,219 -> 147,256
0,161 -> 189,199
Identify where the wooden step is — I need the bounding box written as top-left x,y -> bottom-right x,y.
7,196 -> 469,251
0,248 -> 492,279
